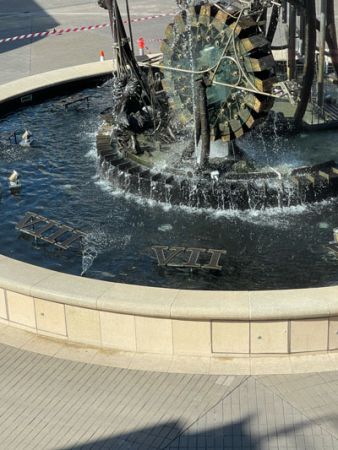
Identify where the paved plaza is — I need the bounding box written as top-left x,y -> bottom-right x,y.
0,0 -> 174,84
0,325 -> 338,449
1,1 -> 338,448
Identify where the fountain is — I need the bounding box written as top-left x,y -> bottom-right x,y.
96,0 -> 338,211
1,0 -> 338,358
0,0 -> 337,291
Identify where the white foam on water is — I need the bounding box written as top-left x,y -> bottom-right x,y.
94,176 -> 336,229
158,224 -> 173,232
79,131 -> 97,140
85,144 -> 98,161
81,128 -> 100,161
95,178 -> 118,194
319,222 -> 330,229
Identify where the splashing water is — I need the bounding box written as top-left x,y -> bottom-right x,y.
94,175 -> 337,230
158,224 -> 174,232
1,84 -> 338,290
81,246 -> 98,277
81,229 -> 131,276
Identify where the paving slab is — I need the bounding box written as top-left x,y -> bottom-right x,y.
0,342 -> 244,449
0,336 -> 337,448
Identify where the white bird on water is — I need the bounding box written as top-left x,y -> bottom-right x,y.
8,170 -> 21,191
19,129 -> 33,147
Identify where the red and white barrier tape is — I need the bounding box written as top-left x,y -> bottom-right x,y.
0,13 -> 175,45
130,13 -> 175,23
145,38 -> 164,48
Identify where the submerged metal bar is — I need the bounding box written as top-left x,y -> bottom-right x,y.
16,212 -> 85,250
151,246 -> 226,270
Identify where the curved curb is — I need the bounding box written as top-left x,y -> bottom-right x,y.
1,253 -> 338,321
0,62 -> 338,360
1,322 -> 338,375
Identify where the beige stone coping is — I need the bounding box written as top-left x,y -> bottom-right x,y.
0,60 -> 115,104
0,253 -> 337,321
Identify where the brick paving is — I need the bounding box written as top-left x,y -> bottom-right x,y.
0,343 -> 337,449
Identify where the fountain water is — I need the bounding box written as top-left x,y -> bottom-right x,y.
1,91 -> 338,289
1,0 -> 338,291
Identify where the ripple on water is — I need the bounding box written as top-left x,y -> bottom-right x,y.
0,87 -> 338,290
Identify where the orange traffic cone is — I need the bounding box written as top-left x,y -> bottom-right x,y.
99,50 -> 105,62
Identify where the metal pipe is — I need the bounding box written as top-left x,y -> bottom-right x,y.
114,0 -> 126,71
288,4 -> 296,80
299,14 -> 305,56
266,5 -> 280,43
198,80 -> 210,169
325,0 -> 338,77
281,0 -> 287,24
105,0 -> 120,72
260,7 -> 267,35
125,0 -> 134,54
294,0 -> 317,129
318,0 -> 327,108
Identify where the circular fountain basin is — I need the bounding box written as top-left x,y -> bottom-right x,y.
1,77 -> 338,291
1,64 -> 338,359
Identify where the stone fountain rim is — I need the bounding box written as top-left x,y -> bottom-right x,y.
0,62 -> 338,322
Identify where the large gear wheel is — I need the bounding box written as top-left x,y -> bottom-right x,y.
161,2 -> 276,142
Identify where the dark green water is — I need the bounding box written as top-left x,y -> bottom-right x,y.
0,85 -> 338,290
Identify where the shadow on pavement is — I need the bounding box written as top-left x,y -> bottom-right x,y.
0,0 -> 59,55
61,415 -> 312,449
